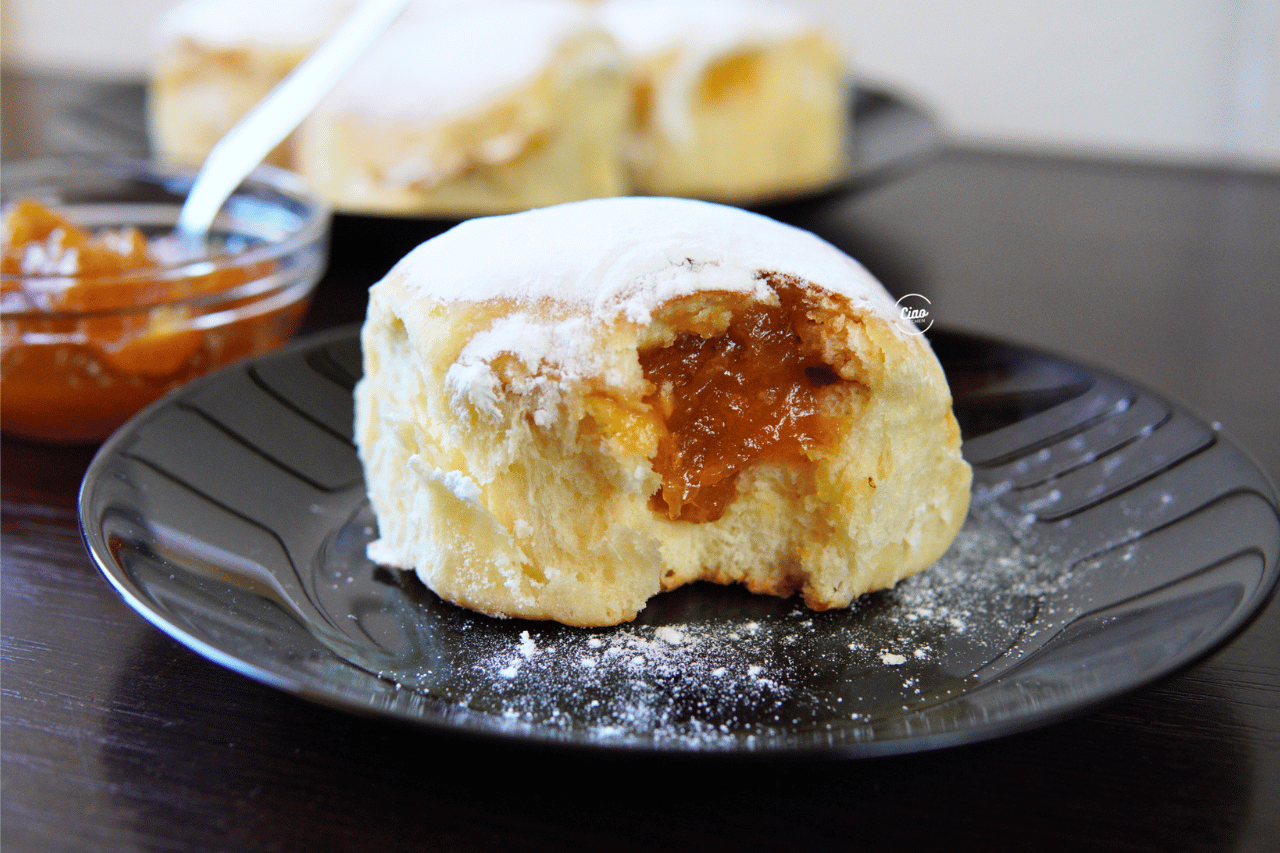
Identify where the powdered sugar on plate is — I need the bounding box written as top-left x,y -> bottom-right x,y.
320,478 -> 1074,747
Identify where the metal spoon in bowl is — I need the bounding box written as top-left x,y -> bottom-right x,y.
170,0 -> 409,249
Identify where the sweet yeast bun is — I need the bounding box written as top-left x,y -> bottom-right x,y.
148,0 -> 352,167
294,0 -> 630,216
355,197 -> 971,627
599,0 -> 848,202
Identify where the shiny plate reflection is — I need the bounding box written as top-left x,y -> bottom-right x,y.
80,327 -> 1280,756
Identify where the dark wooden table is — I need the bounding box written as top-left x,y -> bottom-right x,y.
4,112 -> 1279,850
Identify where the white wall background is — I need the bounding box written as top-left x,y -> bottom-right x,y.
3,0 -> 1278,168
810,0 -> 1280,168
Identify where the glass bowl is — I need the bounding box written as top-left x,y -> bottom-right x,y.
1,154 -> 330,443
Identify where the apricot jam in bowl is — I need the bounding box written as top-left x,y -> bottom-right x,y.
1,155 -> 330,443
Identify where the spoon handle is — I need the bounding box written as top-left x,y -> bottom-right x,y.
175,0 -> 409,239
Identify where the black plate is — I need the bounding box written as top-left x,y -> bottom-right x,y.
327,86 -> 940,272
79,327 -> 1280,756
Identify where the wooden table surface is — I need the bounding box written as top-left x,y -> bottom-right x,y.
3,82 -> 1279,851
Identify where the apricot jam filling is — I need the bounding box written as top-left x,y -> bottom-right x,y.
639,280 -> 850,523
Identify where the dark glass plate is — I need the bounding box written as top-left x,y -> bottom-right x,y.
79,327 -> 1280,757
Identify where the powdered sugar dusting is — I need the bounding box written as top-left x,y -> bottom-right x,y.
334,480 -> 1072,747
378,197 -> 902,346
314,0 -> 602,122
370,198 -> 911,409
155,0 -> 352,50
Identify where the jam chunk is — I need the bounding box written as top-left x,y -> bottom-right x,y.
1,198 -> 292,443
2,197 -> 155,280
640,281 -> 846,522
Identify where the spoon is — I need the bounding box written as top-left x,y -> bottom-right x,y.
172,0 -> 409,246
